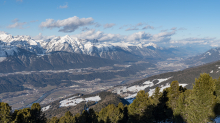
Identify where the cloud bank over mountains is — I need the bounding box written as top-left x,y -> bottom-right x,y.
2,16 -> 219,48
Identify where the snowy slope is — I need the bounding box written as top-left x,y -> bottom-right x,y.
59,95 -> 101,107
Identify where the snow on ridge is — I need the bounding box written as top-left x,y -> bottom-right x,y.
143,80 -> 153,85
126,84 -> 153,93
0,57 -> 6,62
124,93 -> 137,99
41,105 -> 50,112
0,32 -> 10,41
155,77 -> 172,85
143,77 -> 172,86
59,95 -> 101,107
205,52 -> 211,56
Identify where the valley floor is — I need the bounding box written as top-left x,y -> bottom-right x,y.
0,60 -> 189,110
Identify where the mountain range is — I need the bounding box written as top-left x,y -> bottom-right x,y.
0,32 -> 194,64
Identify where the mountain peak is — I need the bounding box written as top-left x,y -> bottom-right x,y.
62,35 -> 71,39
0,32 -> 12,41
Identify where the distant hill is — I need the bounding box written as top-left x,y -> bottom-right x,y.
183,47 -> 220,66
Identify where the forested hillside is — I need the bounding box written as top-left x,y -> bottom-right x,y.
1,73 -> 220,122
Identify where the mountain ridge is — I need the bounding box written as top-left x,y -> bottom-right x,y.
0,32 -> 185,61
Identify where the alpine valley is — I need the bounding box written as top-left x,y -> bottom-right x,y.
1,31 -> 220,117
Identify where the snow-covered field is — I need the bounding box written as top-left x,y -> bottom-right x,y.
59,95 -> 101,107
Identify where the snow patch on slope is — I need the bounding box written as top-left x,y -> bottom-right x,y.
42,105 -> 50,112
59,95 -> 101,107
155,77 -> 173,85
0,57 -> 6,62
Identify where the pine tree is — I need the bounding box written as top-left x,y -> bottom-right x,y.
167,81 -> 180,111
48,117 -> 59,123
0,102 -> 12,123
173,90 -> 191,123
59,111 -> 74,123
128,90 -> 154,123
98,103 -> 124,123
152,87 -> 161,105
214,77 -> 220,116
184,73 -> 216,123
12,108 -> 32,123
78,110 -> 89,123
88,109 -> 98,123
31,103 -> 46,123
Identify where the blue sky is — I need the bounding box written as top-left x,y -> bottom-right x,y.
0,0 -> 220,48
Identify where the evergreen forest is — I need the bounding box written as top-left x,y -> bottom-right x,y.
1,73 -> 220,123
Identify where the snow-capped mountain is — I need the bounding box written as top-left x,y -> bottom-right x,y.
0,32 -> 181,61
38,34 -> 162,60
0,32 -> 44,57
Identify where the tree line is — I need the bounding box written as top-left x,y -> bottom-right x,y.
1,73 -> 220,123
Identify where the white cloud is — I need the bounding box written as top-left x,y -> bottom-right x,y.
171,37 -> 216,45
178,27 -> 187,30
103,23 -> 115,29
94,23 -> 101,27
170,37 -> 220,48
7,18 -> 28,29
125,31 -> 176,42
125,27 -> 139,31
136,22 -> 144,26
161,29 -> 168,32
39,16 -> 94,33
119,25 -> 128,29
142,25 -> 154,29
152,31 -> 176,42
124,23 -> 152,31
125,31 -> 151,41
30,20 -> 39,23
171,27 -> 177,30
12,18 -> 19,23
7,22 -> 27,29
72,29 -> 175,43
81,27 -> 90,31
32,33 -> 56,40
59,3 -> 68,9
72,29 -> 122,42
